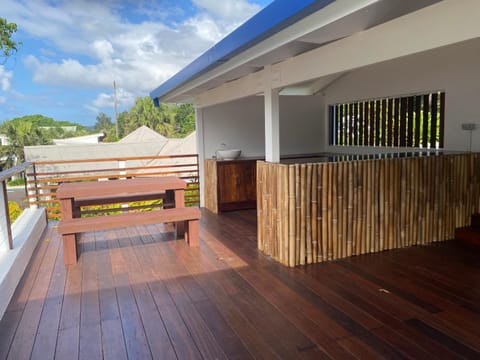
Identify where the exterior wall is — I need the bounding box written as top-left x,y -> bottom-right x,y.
279,95 -> 324,155
201,94 -> 324,159
323,38 -> 480,153
202,96 -> 265,159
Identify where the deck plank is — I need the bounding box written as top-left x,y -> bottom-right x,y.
122,226 -> 177,360
1,209 -> 479,359
96,243 -> 128,360
30,229 -> 66,360
7,225 -> 59,360
79,232 -> 102,360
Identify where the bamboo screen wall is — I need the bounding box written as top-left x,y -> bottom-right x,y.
257,153 -> 480,267
330,91 -> 445,149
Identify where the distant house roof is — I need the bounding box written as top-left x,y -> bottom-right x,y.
118,125 -> 167,144
25,131 -> 197,167
52,133 -> 105,145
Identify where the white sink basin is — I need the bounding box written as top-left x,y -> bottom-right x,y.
216,149 -> 241,160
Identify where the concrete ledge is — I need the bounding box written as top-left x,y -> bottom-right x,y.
0,208 -> 47,320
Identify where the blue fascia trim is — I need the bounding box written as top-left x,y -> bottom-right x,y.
150,0 -> 336,102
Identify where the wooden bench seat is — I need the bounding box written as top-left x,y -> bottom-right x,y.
58,207 -> 201,265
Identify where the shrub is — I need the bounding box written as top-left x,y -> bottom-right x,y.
8,201 -> 22,222
7,178 -> 25,186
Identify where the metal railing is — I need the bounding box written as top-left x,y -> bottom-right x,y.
0,162 -> 32,249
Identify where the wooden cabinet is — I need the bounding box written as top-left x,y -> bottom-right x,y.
204,159 -> 257,213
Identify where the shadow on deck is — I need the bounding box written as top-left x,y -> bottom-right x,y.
0,209 -> 479,359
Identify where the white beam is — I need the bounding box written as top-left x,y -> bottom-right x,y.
195,0 -> 480,108
195,107 -> 206,207
264,87 -> 280,163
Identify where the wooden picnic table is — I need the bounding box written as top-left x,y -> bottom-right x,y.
57,177 -> 200,265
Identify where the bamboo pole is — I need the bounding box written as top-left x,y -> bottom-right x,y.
288,165 -> 296,267
393,159 -> 401,249
405,158 -> 412,247
347,161 -> 354,257
384,159 -> 390,250
411,158 -> 419,245
282,166 -> 289,266
341,162 -> 348,258
379,159 -> 385,252
327,163 -> 334,260
336,162 -> 343,259
331,163 -> 339,260
437,157 -> 445,242
299,164 -> 306,265
322,164 -> 329,261
400,159 -> 407,248
257,162 -> 265,251
364,160 -> 370,254
295,164 -> 301,266
311,164 -> 318,263
318,166 -> 324,262
275,165 -> 282,264
372,159 -> 379,253
306,164 -> 313,264
352,162 -> 358,255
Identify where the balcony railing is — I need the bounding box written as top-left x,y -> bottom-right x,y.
0,162 -> 32,249
25,154 -> 199,220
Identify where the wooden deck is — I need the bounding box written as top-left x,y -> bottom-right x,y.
0,209 -> 479,359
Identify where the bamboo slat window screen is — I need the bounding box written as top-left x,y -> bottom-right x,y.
330,91 -> 445,149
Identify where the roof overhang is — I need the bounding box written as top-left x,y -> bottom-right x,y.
150,0 -> 444,105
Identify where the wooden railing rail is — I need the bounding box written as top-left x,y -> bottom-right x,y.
26,154 -> 200,220
0,162 -> 33,250
257,153 -> 480,267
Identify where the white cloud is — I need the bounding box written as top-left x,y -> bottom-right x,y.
192,0 -> 261,23
0,66 -> 13,91
0,96 -> 6,104
92,88 -> 136,109
3,0 -> 267,113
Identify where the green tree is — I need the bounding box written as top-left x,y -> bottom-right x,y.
94,112 -> 113,132
0,120 -> 50,168
94,112 -> 117,141
122,97 -> 174,137
174,103 -> 195,136
1,18 -> 21,64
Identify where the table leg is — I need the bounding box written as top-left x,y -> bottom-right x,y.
185,219 -> 199,247
60,197 -> 78,265
174,188 -> 185,236
63,234 -> 77,265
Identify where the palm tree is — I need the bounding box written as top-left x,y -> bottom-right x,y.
0,120 -> 49,168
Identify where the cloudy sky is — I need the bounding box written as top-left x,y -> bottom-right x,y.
0,0 -> 272,126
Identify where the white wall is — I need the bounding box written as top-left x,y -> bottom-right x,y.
201,93 -> 324,159
202,96 -> 265,159
0,208 -> 46,320
323,38 -> 480,153
279,95 -> 324,155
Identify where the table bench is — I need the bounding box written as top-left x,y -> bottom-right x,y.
56,177 -> 200,265
58,207 -> 201,264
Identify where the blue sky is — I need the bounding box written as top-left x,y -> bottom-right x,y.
0,0 -> 272,126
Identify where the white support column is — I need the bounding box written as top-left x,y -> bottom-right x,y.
264,87 -> 280,163
195,107 -> 206,207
